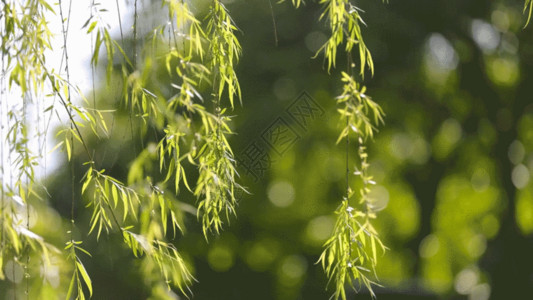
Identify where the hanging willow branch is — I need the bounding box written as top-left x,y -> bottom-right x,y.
184,0 -> 245,237
321,4 -> 386,299
206,0 -> 242,107
316,0 -> 373,75
319,72 -> 386,299
284,0 -> 386,298
0,0 -> 56,295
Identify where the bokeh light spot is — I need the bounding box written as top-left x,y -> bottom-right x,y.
273,77 -> 297,101
207,245 -> 235,272
471,20 -> 500,53
304,215 -> 335,246
491,10 -> 510,32
367,185 -> 389,212
467,234 -> 487,258
390,133 -> 413,161
469,283 -> 491,300
268,181 -> 295,207
454,268 -> 478,295
516,188 -> 533,235
278,255 -> 308,286
471,168 -> 490,192
420,234 -> 440,258
4,260 -> 23,283
487,57 -> 519,87
433,118 -> 462,160
305,31 -> 327,53
508,140 -> 525,165
511,164 -> 530,189
245,239 -> 280,272
426,33 -> 459,70
481,215 -> 500,239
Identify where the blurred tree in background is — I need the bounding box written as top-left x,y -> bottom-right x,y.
1,0 -> 533,299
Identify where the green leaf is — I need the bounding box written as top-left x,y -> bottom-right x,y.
75,245 -> 92,258
66,271 -> 76,300
525,0 -> 533,27
111,184 -> 118,208
76,260 -> 93,297
87,21 -> 98,34
65,137 -> 71,161
159,194 -> 167,235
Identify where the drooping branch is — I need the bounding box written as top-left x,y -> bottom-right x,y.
284,0 -> 387,298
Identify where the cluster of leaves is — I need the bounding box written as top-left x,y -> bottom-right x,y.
82,165 -> 140,238
316,0 -> 373,75
2,0 -> 244,298
84,1 -> 135,85
194,110 -> 242,237
123,230 -> 193,294
49,73 -> 110,161
206,0 -> 242,107
286,0 -> 385,298
69,0 -> 245,296
319,199 -> 385,299
0,0 -> 56,289
153,0 -> 244,239
0,206 -> 57,281
315,0 -> 531,297
2,0 -> 53,92
319,72 -> 385,299
67,0 -> 244,296
65,240 -> 92,300
335,73 -> 384,142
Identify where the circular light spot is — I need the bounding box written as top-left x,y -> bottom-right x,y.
455,268 -> 479,295
508,140 -> 525,165
441,118 -> 462,145
419,234 -> 440,258
487,57 -> 519,87
469,283 -> 491,300
491,10 -> 510,32
4,260 -> 23,283
467,235 -> 487,258
390,133 -> 413,161
278,255 -> 308,286
426,33 -> 459,70
268,181 -> 295,207
481,215 -> 499,239
471,20 -> 500,53
305,31 -> 327,53
512,164 -> 530,189
410,136 -> 431,164
40,264 -> 60,288
245,239 -> 279,271
207,245 -> 235,272
305,215 -> 335,245
471,168 -> 490,192
367,185 -> 389,212
273,77 -> 296,101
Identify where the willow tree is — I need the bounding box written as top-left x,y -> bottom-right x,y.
0,0 -> 531,299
